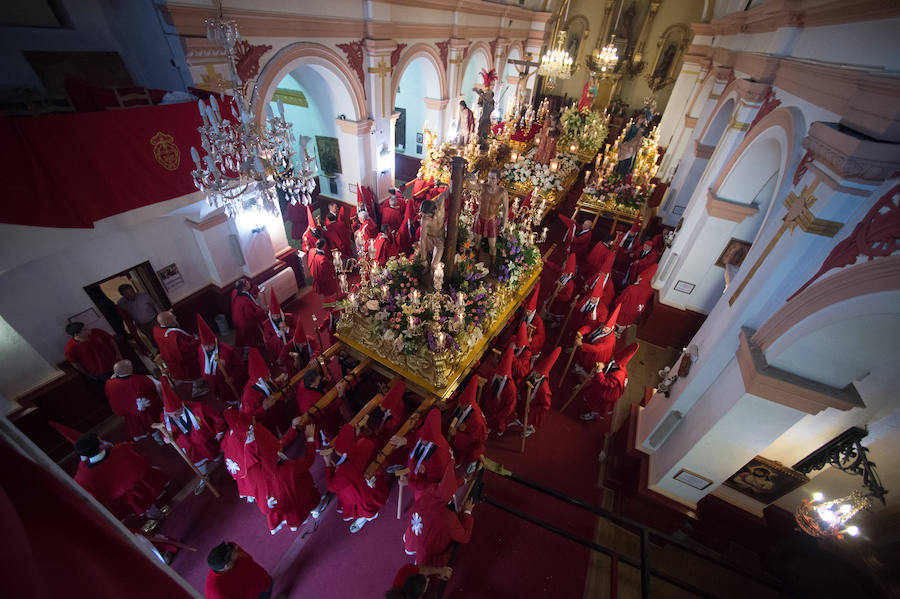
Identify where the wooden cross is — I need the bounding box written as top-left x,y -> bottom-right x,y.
728,176 -> 843,306
368,58 -> 392,118
507,55 -> 541,106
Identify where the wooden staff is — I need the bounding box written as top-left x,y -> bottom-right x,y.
396,469 -> 407,519
553,293 -> 581,348
540,279 -> 564,320
295,358 -> 373,428
365,397 -> 436,480
151,422 -> 221,498
559,363 -> 602,414
521,381 -> 534,454
474,376 -> 486,407
310,314 -> 325,353
557,333 -> 581,389
266,342 -> 344,406
214,354 -> 241,402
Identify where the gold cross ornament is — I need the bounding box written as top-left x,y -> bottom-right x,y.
367,58 -> 392,118
198,64 -> 226,93
728,176 -> 843,306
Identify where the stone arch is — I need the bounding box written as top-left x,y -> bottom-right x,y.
390,43 -> 447,109
697,80 -> 741,146
686,68 -> 717,119
458,41 -> 492,99
252,42 -> 367,126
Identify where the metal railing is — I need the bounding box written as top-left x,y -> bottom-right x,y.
439,458 -> 799,599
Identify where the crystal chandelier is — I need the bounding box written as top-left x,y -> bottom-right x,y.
795,490 -> 869,539
188,12 -> 315,218
539,30 -> 574,80
591,35 -> 619,74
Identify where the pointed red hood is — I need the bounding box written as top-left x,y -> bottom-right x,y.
381,379 -> 407,415
268,287 -> 280,316
495,343 -> 514,379
534,346 -> 561,378
614,342 -> 639,368
292,313 -> 308,345
247,348 -> 269,381
49,421 -> 83,445
403,196 -> 416,221
161,378 -> 183,413
306,204 -> 316,233
635,263 -> 658,285
604,303 -> 621,330
333,423 -> 357,460
589,279 -> 605,300
417,409 -> 444,446
515,322 -> 528,348
525,282 -> 539,312
564,252 -> 577,276
249,422 -> 282,474
558,213 -> 575,241
651,233 -> 663,249
223,407 -> 252,437
197,314 -> 216,346
425,460 -> 459,505
599,251 -> 615,275
457,375 -> 479,408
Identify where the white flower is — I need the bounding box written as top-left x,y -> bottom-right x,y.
411,512 -> 424,536
365,299 -> 380,311
226,458 -> 240,475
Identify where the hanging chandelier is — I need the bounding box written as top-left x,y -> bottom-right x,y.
795,490 -> 868,539
539,30 -> 574,80
188,11 -> 315,218
591,35 -> 619,75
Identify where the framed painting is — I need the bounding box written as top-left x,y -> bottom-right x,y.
716,238 -> 752,268
723,456 -> 809,504
315,135 -> 342,175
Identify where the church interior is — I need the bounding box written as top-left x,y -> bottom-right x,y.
2,1 -> 900,598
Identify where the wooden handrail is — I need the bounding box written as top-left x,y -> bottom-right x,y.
294,357 -> 373,427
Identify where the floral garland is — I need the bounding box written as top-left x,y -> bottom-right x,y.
501,149 -> 578,192
496,229 -> 540,284
559,107 -> 609,154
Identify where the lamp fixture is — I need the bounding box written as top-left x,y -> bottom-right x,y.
590,0 -> 624,77
189,2 -> 315,218
539,0 -> 574,80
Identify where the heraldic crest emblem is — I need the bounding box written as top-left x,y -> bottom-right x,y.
151,131 -> 180,171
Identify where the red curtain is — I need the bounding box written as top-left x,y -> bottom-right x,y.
0,439 -> 196,598
1,101 -> 205,228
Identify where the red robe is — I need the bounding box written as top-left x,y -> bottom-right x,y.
262,314 -> 292,369
448,405 -> 487,467
354,218 -> 378,248
381,203 -> 404,232
512,348 -> 532,382
584,366 -> 627,414
165,402 -> 226,463
74,442 -> 169,520
407,438 -> 453,501
571,229 -> 593,261
221,429 -> 258,503
584,273 -> 616,307
521,313 -> 545,356
481,377 -> 517,435
548,275 -> 575,317
615,283 -> 654,327
325,437 -> 388,519
519,377 -> 552,427
575,296 -> 609,332
585,243 -> 613,279
307,249 -> 339,298
576,327 -> 616,371
64,328 -> 117,376
198,342 -> 247,405
404,497 -> 474,567
205,548 -> 271,599
324,214 -> 351,255
232,292 -> 266,348
296,384 -> 343,440
255,441 -> 321,533
153,326 -> 201,381
628,247 -> 659,282
374,233 -> 398,266
104,374 -> 163,440
240,379 -> 290,435
301,227 -> 326,254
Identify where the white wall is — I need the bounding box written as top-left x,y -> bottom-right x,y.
394,57 -> 439,158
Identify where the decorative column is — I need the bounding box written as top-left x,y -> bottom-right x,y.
659,66 -> 733,226
639,123 -> 900,510
631,1 -> 661,67
445,38 -> 471,139
657,58 -> 709,180
364,39 -> 399,198
655,80 -> 771,311
424,97 -> 450,145
336,118 -> 376,204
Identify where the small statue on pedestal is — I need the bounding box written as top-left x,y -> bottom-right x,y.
473,169 -> 509,271
419,194 -> 447,283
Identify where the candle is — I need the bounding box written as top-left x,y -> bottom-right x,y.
541,226 -> 548,242
569,144 -> 577,152
511,151 -> 519,162
437,331 -> 445,350
411,289 -> 420,306
348,293 -> 357,309
381,284 -> 389,299
339,274 -> 348,294
549,160 -> 559,173
584,170 -> 591,183
408,315 -> 415,330
457,292 -> 466,307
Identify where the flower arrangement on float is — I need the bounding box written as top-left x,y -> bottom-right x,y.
583,172 -> 651,210
559,107 -> 609,155
501,148 -> 578,193
417,126 -> 453,184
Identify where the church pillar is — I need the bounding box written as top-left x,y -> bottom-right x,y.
424,97 -> 450,146
655,80 -> 770,311
364,39 -> 399,198
658,66 -> 732,226
446,39 -> 471,140
657,59 -> 708,180
336,118 -> 376,202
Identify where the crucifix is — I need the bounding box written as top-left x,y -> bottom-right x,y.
507,54 -> 541,109
728,176 -> 844,306
368,58 -> 392,118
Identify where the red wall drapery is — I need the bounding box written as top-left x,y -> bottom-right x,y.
1,101 -> 205,229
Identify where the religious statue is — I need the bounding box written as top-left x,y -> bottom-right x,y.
457,100 -> 475,146
474,69 -> 498,148
473,169 -> 509,270
615,113 -> 648,176
578,74 -> 598,111
534,113 -> 560,165
419,193 -> 447,280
